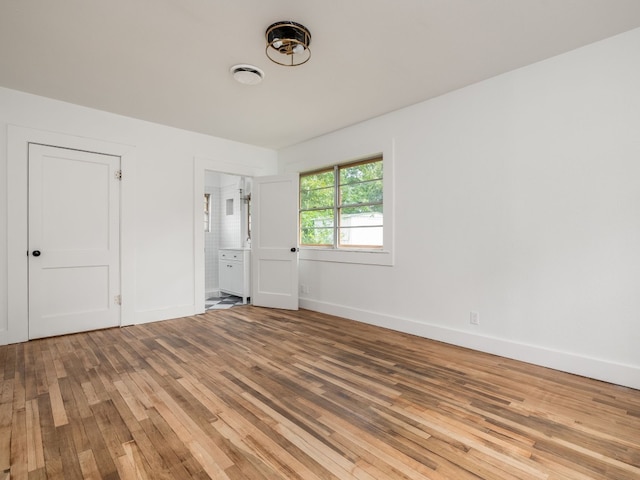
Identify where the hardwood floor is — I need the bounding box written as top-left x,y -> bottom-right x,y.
1,307 -> 639,479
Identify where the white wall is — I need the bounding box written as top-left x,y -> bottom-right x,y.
0,87 -> 277,343
279,28 -> 640,389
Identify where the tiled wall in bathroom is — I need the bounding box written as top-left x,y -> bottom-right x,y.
220,183 -> 242,249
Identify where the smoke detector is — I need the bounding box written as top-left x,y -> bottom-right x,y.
230,64 -> 265,85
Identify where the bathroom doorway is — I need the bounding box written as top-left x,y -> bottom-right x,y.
203,171 -> 252,309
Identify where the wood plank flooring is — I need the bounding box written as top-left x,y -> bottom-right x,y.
1,306 -> 639,479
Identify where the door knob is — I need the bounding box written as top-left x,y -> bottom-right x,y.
32,250 -> 41,257
290,247 -> 299,252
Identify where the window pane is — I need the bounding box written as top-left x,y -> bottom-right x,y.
301,209 -> 334,227
301,208 -> 333,245
301,170 -> 334,190
300,185 -> 334,210
339,205 -> 383,248
340,204 -> 383,222
339,226 -> 383,247
340,179 -> 383,206
204,193 -> 211,232
301,227 -> 334,246
340,160 -> 382,185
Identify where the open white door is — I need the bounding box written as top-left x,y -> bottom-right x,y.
29,144 -> 121,338
251,173 -> 299,310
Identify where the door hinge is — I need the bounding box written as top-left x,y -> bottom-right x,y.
114,295 -> 122,305
115,170 -> 122,180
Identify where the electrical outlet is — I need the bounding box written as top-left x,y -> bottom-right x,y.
299,284 -> 305,293
470,311 -> 480,325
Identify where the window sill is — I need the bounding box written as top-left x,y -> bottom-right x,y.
299,247 -> 394,266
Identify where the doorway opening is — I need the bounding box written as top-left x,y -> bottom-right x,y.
203,171 -> 252,310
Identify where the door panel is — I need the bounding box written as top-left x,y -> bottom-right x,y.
251,174 -> 299,310
29,144 -> 120,338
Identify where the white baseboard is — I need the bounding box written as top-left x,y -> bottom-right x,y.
131,305 -> 198,326
300,299 -> 640,391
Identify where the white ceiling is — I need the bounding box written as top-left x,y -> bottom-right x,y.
2,1 -> 640,149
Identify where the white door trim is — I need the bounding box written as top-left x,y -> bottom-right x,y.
6,125 -> 137,344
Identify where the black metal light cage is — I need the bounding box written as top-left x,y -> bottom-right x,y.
265,21 -> 312,66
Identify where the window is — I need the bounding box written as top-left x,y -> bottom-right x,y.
300,157 -> 383,249
204,193 -> 212,232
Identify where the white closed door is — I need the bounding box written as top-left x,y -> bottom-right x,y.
28,144 -> 121,339
251,174 -> 299,310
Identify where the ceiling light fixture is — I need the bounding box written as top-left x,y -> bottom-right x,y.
265,21 -> 311,66
230,64 -> 265,85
